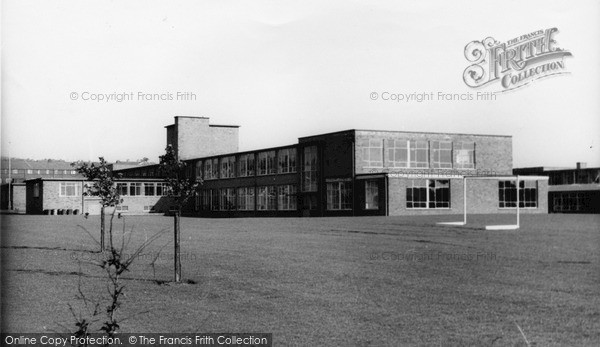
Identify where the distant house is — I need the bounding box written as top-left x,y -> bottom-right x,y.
514,163 -> 600,213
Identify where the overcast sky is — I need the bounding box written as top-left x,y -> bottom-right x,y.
2,0 -> 599,168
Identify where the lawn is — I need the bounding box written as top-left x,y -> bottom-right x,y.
1,213 -> 599,346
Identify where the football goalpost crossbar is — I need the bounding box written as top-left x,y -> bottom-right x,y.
436,175 -> 537,230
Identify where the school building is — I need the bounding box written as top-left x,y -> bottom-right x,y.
514,162 -> 600,214
107,116 -> 549,217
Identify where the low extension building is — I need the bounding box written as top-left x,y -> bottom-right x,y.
24,178 -> 173,215
514,163 -> 600,213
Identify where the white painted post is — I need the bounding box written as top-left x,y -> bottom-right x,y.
516,175 -> 520,228
463,176 -> 467,225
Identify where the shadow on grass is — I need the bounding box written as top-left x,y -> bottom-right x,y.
6,268 -> 197,286
1,245 -> 99,253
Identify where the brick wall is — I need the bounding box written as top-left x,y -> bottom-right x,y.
355,130 -> 512,176
12,185 -> 26,212
41,181 -> 85,213
173,117 -> 239,160
388,177 -> 547,216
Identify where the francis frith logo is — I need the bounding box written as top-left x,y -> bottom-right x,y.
463,28 -> 572,91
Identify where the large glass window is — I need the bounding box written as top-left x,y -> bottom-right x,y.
257,186 -> 277,210
195,161 -> 203,180
432,141 -> 453,168
116,183 -> 128,196
258,151 -> 277,175
237,154 -> 255,177
201,189 -> 217,211
144,183 -> 155,196
360,138 -> 383,167
129,182 -> 142,196
553,192 -> 586,212
455,142 -> 475,169
156,183 -> 168,196
409,140 -> 429,168
220,188 -> 236,211
326,181 -> 352,210
220,156 -> 236,179
204,159 -> 214,180
278,148 -> 297,173
387,139 -> 409,168
302,146 -> 318,192
59,182 -> 80,197
406,179 -> 450,209
365,180 -> 379,210
428,180 -> 450,208
237,187 -> 255,211
499,180 -> 537,208
278,185 -> 297,210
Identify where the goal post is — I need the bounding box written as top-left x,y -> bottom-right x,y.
436,175 -> 544,230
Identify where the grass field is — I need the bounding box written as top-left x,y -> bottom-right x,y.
1,213 -> 599,346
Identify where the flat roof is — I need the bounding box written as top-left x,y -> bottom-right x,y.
24,177 -> 166,182
298,129 -> 512,140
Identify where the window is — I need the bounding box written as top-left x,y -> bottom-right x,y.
195,161 -> 203,180
553,192 -> 586,212
520,181 -> 538,208
326,181 -> 352,210
144,183 -> 155,196
360,138 -> 383,167
499,180 -> 537,208
258,151 -> 276,175
406,179 -> 450,209
129,182 -> 142,196
117,183 -> 128,196
143,205 -> 153,212
71,170 -> 77,175
59,182 -> 80,197
302,146 -> 318,192
278,185 -> 297,210
220,188 -> 236,210
428,180 -> 450,208
115,205 -> 129,211
200,190 -> 209,210
406,179 -> 427,208
365,181 -> 379,210
27,169 -> 33,174
409,140 -> 429,168
156,183 -> 168,196
220,156 -> 236,178
13,169 -> 19,174
387,139 -> 409,168
278,148 -> 297,173
432,141 -> 453,168
46,170 -> 51,174
257,186 -> 277,210
237,154 -> 255,177
63,170 -> 68,174
237,187 -> 255,211
455,142 -> 475,169
200,189 -> 218,211
211,158 -> 219,179
204,159 -> 214,180
33,183 -> 40,198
